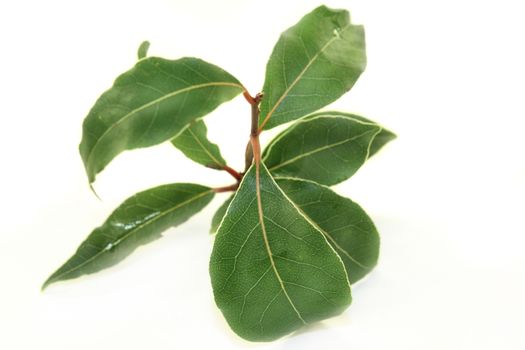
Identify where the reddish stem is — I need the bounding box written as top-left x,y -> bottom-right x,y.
243,91 -> 256,105
250,93 -> 263,164
222,165 -> 242,181
215,92 -> 263,193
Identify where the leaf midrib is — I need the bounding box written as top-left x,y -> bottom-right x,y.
186,125 -> 224,167
259,23 -> 351,130
274,176 -> 373,269
254,162 -> 307,324
267,129 -> 376,172
86,81 -> 243,175
294,206 -> 371,269
44,189 -> 212,287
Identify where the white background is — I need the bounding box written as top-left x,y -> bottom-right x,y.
1,0 -> 524,349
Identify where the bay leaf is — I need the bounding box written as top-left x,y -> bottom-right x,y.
305,111 -> 396,157
276,177 -> 380,283
259,5 -> 366,130
263,114 -> 382,185
79,57 -> 243,184
171,120 -> 227,170
210,163 -> 351,341
43,183 -> 214,289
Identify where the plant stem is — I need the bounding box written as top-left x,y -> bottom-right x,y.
218,92 -> 263,191
222,165 -> 242,181
243,91 -> 256,105
213,183 -> 239,193
250,95 -> 262,136
245,93 -> 263,168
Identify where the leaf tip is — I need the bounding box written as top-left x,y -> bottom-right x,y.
41,267 -> 64,291
41,277 -> 53,292
89,183 -> 102,201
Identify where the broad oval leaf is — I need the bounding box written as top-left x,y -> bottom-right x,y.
209,194 -> 234,234
276,177 -> 379,283
210,163 -> 351,341
43,183 -> 214,290
259,5 -> 366,130
171,120 -> 226,170
79,57 -> 244,184
263,114 -> 382,186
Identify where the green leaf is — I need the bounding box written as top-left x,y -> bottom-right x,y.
79,57 -> 244,184
276,177 -> 379,283
307,111 -> 397,157
263,114 -> 382,186
259,5 -> 366,130
171,120 -> 226,170
209,194 -> 234,234
137,40 -> 150,60
43,183 -> 214,290
210,163 -> 351,341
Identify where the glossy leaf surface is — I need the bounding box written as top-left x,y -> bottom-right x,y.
209,194 -> 234,233
43,183 -> 214,289
259,5 -> 366,130
210,163 -> 351,341
307,111 -> 396,157
79,57 -> 244,184
276,178 -> 379,283
171,120 -> 226,169
263,114 -> 382,186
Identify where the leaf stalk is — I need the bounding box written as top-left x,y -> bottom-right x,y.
222,165 -> 242,181
213,183 -> 239,193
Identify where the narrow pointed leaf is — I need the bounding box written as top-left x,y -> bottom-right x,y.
263,114 -> 382,186
79,57 -> 244,184
210,163 -> 351,342
259,5 -> 366,130
137,40 -> 150,59
43,183 -> 214,289
306,111 -> 396,157
276,177 -> 379,283
171,120 -> 226,170
209,194 -> 234,234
